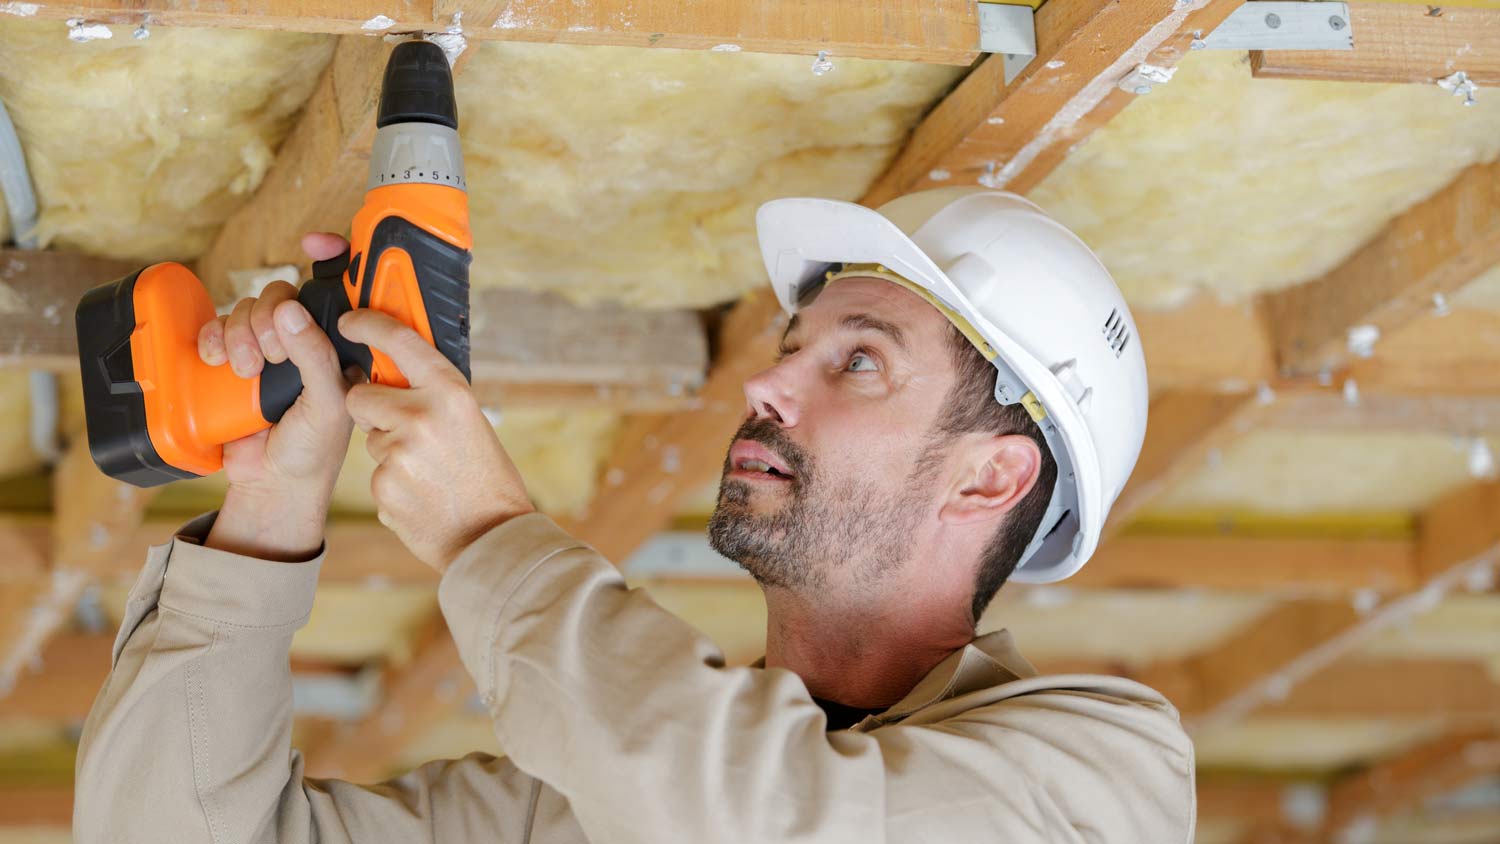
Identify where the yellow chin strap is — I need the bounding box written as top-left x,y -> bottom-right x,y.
821,262 -> 1047,424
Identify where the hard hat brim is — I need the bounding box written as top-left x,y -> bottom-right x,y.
756,197 -> 1104,583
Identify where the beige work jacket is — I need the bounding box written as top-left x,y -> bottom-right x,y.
75,512 -> 1196,843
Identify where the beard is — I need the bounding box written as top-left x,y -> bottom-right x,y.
707,418 -> 939,592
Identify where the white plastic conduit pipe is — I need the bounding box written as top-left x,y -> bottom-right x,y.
0,97 -> 62,465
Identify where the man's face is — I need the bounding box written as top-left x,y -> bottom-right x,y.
708,278 -> 961,592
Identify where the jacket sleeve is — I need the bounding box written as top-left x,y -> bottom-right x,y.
439,513 -> 1197,844
73,513 -> 545,844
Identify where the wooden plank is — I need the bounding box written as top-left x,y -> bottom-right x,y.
1134,295 -> 1276,394
0,250 -> 139,370
0,440 -> 156,702
0,632 -> 111,722
1264,388 -> 1500,435
1170,482 -> 1500,732
1251,3 -> 1500,85
863,0 -> 1247,204
1075,533 -> 1417,594
0,249 -> 707,409
1349,309 -> 1500,396
1257,658 -> 1500,722
1102,390 -> 1264,540
1322,728 -> 1500,838
0,786 -> 72,828
29,0 -> 983,64
1260,159 -> 1500,378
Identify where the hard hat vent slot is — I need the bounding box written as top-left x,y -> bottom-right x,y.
1101,309 -> 1131,358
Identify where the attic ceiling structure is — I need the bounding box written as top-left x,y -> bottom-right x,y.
0,0 -> 1498,841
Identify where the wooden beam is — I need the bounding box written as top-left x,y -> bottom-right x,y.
0,250 -> 138,370
1322,728 -> 1500,839
1102,390 -> 1264,540
1257,658 -> 1500,722
0,439 -> 156,700
1075,533 -> 1416,594
24,0 -> 984,64
0,786 -> 72,828
1165,482 -> 1500,732
1260,159 -> 1500,378
1251,3 -> 1500,86
863,0 -> 1247,203
0,248 -> 707,411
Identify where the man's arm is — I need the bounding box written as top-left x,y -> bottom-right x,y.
73,515 -> 555,844
438,514 -> 1196,844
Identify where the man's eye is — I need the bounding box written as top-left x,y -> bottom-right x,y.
846,353 -> 879,373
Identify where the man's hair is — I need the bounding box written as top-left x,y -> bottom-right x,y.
931,325 -> 1058,625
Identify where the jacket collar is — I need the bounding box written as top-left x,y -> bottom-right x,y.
873,629 -> 1037,723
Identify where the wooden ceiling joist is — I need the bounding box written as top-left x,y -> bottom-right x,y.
1260,157 -> 1500,378
1322,728 -> 1500,840
1251,2 -> 1500,86
0,247 -> 708,412
1158,481 -> 1500,733
23,0 -> 985,64
862,0 -> 1247,204
0,786 -> 71,828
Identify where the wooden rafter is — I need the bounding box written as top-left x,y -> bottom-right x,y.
1260,158 -> 1500,378
0,248 -> 708,412
1322,728 -> 1500,840
0,786 -> 71,828
28,0 -> 985,65
863,0 -> 1248,202
1251,2 -> 1500,86
1152,482 -> 1500,733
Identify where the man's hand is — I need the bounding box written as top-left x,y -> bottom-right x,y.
200,233 -> 357,562
339,309 -> 535,574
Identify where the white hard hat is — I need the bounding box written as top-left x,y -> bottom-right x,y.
755,187 -> 1148,583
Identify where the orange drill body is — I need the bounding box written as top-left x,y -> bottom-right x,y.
77,41 -> 470,487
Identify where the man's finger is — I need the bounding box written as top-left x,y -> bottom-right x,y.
338,309 -> 458,387
345,382 -> 416,433
249,281 -> 299,364
273,300 -> 346,413
301,232 -> 350,262
225,298 -> 262,379
198,315 -> 228,367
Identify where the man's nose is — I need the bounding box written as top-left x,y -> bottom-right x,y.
743,361 -> 802,427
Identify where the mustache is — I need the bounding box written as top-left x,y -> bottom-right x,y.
724,417 -> 812,481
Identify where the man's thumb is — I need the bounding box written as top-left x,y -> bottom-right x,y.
275,300 -> 346,408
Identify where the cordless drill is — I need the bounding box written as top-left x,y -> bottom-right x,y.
75,41 -> 472,487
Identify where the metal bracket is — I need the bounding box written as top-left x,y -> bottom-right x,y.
1201,1 -> 1353,51
978,2 -> 1037,85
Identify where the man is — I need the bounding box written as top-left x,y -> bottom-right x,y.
76,187 -> 1193,843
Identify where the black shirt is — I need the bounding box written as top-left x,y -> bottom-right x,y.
814,697 -> 882,731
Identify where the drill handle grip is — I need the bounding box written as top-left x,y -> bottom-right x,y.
258,259 -> 374,424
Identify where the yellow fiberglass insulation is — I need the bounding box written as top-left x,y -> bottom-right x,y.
0,17 -> 333,261
457,41 -> 962,308
1029,49 -> 1500,308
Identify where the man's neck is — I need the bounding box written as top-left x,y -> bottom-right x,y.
761,586 -> 974,710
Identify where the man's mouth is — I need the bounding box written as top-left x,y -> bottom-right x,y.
729,440 -> 795,482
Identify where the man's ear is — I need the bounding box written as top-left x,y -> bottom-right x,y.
938,434 -> 1041,526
